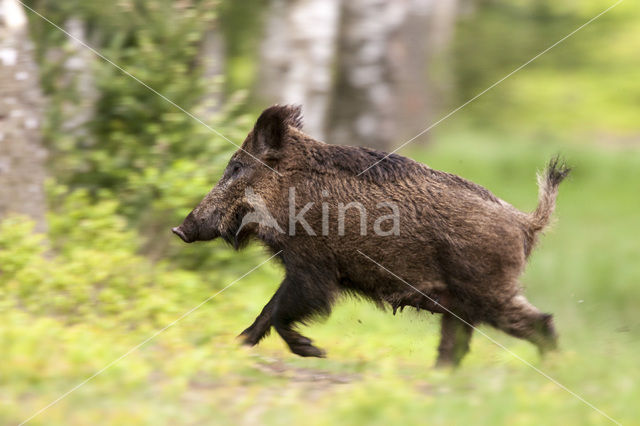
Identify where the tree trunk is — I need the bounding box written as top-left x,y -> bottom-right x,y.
395,0 -> 460,143
257,0 -> 340,140
0,0 -> 47,231
327,0 -> 407,151
258,0 -> 461,151
59,17 -> 97,143
200,24 -> 225,116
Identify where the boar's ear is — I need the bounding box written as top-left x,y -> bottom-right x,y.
253,104 -> 303,157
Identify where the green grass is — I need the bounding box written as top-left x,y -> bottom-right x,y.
2,133 -> 640,425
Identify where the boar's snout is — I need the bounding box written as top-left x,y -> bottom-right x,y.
172,226 -> 192,243
172,211 -> 201,243
172,209 -> 222,243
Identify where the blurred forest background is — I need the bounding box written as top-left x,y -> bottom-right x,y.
1,0 -> 639,424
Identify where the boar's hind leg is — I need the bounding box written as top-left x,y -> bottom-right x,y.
271,275 -> 336,358
491,294 -> 558,355
435,312 -> 473,368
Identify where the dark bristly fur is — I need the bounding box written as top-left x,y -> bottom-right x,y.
172,105 -> 570,366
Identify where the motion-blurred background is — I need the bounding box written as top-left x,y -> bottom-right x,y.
1,0 -> 638,424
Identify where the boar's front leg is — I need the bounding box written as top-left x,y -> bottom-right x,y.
238,287 -> 282,346
270,273 -> 337,358
239,260 -> 337,357
238,283 -> 330,357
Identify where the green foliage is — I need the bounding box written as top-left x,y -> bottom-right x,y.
450,0 -> 640,137
1,199 -> 180,325
31,0 -> 226,181
217,0 -> 266,95
25,0 -> 258,265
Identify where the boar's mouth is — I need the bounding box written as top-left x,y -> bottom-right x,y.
172,226 -> 193,243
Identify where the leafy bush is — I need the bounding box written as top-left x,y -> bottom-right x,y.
0,197 -> 200,327
24,0 -> 259,267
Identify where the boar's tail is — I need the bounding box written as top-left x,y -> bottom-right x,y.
524,156 -> 571,256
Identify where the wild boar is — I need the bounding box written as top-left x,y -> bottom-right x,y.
172,105 -> 570,366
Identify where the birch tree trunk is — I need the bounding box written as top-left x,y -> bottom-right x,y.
258,0 -> 340,140
258,0 -> 460,150
395,0 -> 460,143
59,17 -> 97,143
0,0 -> 47,231
327,0 -> 407,150
200,24 -> 225,116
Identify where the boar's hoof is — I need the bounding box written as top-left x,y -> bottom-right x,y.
537,337 -> 558,356
534,313 -> 558,356
289,343 -> 326,358
238,328 -> 263,347
434,358 -> 457,369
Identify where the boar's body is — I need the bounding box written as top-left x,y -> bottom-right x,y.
264,139 -> 527,315
173,105 -> 569,366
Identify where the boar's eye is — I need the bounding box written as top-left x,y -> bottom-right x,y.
228,162 -> 242,178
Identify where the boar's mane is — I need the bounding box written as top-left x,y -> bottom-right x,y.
281,126 -> 500,204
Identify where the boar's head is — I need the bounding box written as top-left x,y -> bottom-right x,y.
172,105 -> 301,248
